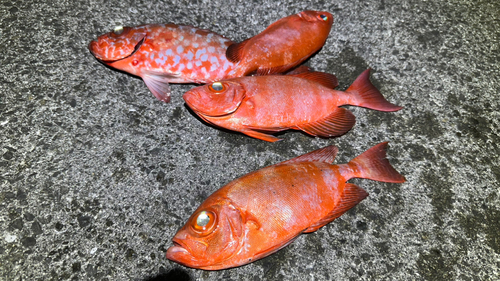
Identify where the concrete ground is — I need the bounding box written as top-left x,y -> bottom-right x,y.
1,0 -> 499,280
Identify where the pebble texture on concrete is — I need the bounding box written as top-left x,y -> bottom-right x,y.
1,0 -> 499,280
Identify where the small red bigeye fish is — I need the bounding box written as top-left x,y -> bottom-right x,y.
226,10 -> 334,77
183,69 -> 402,142
166,142 -> 406,270
88,24 -> 236,102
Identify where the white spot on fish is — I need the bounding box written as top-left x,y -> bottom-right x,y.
186,51 -> 194,60
201,54 -> 208,62
177,45 -> 184,54
178,64 -> 185,72
210,64 -> 217,72
196,48 -> 206,59
208,46 -> 215,53
174,55 -> 181,65
223,60 -> 230,71
166,49 -> 173,56
193,42 -> 199,48
187,62 -> 193,69
195,61 -> 202,67
210,56 -> 219,66
155,57 -> 167,65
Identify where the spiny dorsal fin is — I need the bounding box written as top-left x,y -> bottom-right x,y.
287,71 -> 339,89
277,145 -> 338,166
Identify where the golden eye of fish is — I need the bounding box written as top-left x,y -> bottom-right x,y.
319,14 -> 328,21
192,210 -> 216,234
113,26 -> 124,35
208,82 -> 225,93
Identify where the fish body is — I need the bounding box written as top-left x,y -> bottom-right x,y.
183,69 -> 402,142
89,24 -> 236,102
226,10 -> 334,77
166,142 -> 406,270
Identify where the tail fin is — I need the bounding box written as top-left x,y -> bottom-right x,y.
348,142 -> 406,183
345,69 -> 403,112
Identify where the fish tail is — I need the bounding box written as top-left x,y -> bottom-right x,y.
346,142 -> 406,183
345,69 -> 403,112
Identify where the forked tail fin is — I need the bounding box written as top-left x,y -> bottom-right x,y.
348,142 -> 406,183
345,69 -> 403,112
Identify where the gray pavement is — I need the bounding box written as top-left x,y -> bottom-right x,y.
1,0 -> 499,280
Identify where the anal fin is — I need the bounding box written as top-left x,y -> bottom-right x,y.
303,183 -> 368,233
295,107 -> 356,138
242,129 -> 281,142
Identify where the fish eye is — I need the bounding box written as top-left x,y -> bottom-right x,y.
208,82 -> 225,93
319,14 -> 328,21
192,210 -> 216,234
113,26 -> 124,35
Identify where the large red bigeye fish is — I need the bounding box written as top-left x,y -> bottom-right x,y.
226,10 -> 334,77
88,24 -> 236,102
166,142 -> 406,270
183,69 -> 402,142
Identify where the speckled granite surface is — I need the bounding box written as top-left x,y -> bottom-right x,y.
1,0 -> 499,280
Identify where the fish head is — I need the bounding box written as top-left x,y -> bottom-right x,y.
88,26 -> 147,62
183,81 -> 246,117
296,10 -> 334,29
166,199 -> 245,269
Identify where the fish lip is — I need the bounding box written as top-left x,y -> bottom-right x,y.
171,237 -> 192,255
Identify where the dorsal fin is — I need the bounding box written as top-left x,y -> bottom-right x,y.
277,145 -> 338,166
226,38 -> 251,63
287,71 -> 339,89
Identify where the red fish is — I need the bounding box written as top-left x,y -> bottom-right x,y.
166,142 -> 406,270
183,69 -> 402,142
226,10 -> 334,76
89,24 -> 236,102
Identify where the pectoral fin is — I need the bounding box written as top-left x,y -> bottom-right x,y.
142,73 -> 174,103
226,39 -> 250,63
295,108 -> 356,138
303,183 -> 368,233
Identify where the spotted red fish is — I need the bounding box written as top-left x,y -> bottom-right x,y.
166,142 -> 406,270
89,24 -> 236,102
183,69 -> 402,142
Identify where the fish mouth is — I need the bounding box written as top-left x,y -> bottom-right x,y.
166,241 -> 190,257
166,238 -> 207,268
